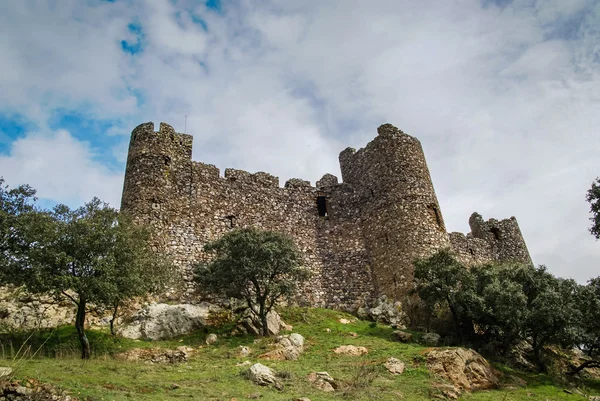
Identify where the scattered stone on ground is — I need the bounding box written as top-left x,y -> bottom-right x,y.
294,398 -> 311,401
338,318 -> 354,324
258,333 -> 305,361
325,328 -> 331,332
234,310 -> 291,336
236,360 -> 252,367
247,363 -> 279,387
392,330 -> 413,343
238,346 -> 252,357
348,332 -> 358,337
421,332 -> 441,346
115,346 -> 193,364
307,372 -> 337,392
333,345 -> 368,356
426,348 -> 500,397
0,367 -> 12,379
430,382 -> 461,400
385,357 -> 406,375
356,295 -> 408,327
118,302 -> 219,340
1,378 -> 75,401
205,333 -> 218,345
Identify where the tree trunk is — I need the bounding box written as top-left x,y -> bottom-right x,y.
76,296 -> 91,359
110,303 -> 119,336
259,302 -> 269,337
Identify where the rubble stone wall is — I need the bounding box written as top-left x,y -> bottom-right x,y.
120,122 -> 533,309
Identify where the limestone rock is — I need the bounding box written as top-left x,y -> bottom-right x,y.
338,318 -> 354,324
357,295 -> 408,326
259,346 -> 300,361
247,363 -> 278,386
235,310 -> 290,336
385,357 -> 405,374
205,333 -> 218,345
308,371 -> 337,392
115,347 -> 192,364
239,346 -> 251,357
431,382 -> 461,400
392,330 -> 413,343
422,332 -> 441,346
289,333 -> 305,347
118,302 -> 218,340
258,333 -> 305,361
333,345 -> 368,356
427,348 -> 500,392
0,367 -> 12,379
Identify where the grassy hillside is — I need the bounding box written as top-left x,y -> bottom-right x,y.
2,308 -> 600,400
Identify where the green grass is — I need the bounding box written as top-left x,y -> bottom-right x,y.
1,308 -> 599,400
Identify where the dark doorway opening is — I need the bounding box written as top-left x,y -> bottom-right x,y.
316,196 -> 327,217
490,227 -> 501,240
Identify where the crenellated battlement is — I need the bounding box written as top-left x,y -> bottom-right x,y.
120,122 -> 533,308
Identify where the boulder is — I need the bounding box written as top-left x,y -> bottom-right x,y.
235,310 -> 290,336
118,303 -> 219,340
307,371 -> 337,392
427,348 -> 500,393
205,333 -> 218,345
333,345 -> 368,356
247,363 -> 278,387
258,333 -> 305,361
357,295 -> 408,326
385,357 -> 405,374
238,346 -> 252,357
392,330 -> 413,343
422,332 -> 441,346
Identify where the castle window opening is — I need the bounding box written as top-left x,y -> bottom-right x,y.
225,215 -> 236,228
316,196 -> 327,217
428,204 -> 443,229
469,248 -> 475,256
163,155 -> 171,166
490,227 -> 501,240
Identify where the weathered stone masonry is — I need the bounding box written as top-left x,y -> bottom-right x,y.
121,122 -> 532,310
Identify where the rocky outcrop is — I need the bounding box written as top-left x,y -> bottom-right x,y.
118,303 -> 219,340
307,371 -> 337,392
392,330 -> 413,343
115,346 -> 194,364
333,345 -> 368,356
0,379 -> 76,401
427,348 -> 500,395
357,296 -> 408,326
233,310 -> 292,336
385,357 -> 405,374
246,363 -> 279,387
259,333 -> 305,361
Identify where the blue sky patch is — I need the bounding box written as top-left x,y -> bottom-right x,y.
0,113 -> 36,154
206,0 -> 221,12
48,111 -> 126,169
121,22 -> 145,55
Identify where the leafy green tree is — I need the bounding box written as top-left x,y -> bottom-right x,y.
587,177 -> 600,239
0,177 -> 37,282
413,249 -> 477,341
570,277 -> 600,374
12,198 -> 174,358
195,227 -> 309,336
414,251 -> 579,370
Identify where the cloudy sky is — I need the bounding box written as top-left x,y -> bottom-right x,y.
0,0 -> 599,281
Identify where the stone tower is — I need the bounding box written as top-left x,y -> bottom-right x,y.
338,124 -> 451,299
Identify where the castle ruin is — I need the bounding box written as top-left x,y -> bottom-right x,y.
121,122 -> 532,309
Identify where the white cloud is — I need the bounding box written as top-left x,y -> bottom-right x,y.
0,130 -> 123,208
0,0 -> 599,281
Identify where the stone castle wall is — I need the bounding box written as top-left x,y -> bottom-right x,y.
121,122 -> 532,310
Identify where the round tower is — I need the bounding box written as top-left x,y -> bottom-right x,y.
120,122 -> 193,226
339,123 -> 450,300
